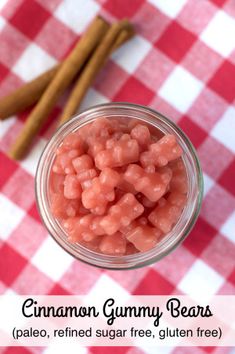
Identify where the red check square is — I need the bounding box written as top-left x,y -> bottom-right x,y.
210,0 -> 227,6
133,269 -> 175,295
104,0 -> 144,19
0,243 -> 27,286
218,159 -> 235,196
208,60 -> 235,103
0,63 -> 9,84
183,217 -> 217,257
0,152 -> 18,189
28,202 -> 42,223
179,116 -> 208,148
49,283 -> 71,295
156,21 -> 196,62
9,0 -> 50,39
91,347 -> 130,354
228,269 -> 235,287
4,347 -> 32,354
114,76 -> 155,105
198,347 -> 215,353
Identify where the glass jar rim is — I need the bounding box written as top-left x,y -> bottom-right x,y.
35,102 -> 203,270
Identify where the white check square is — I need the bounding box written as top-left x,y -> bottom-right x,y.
32,236 -> 74,282
148,0 -> 188,18
211,107 -> 235,153
87,274 -> 129,304
0,15 -> 6,31
221,211 -> 235,244
55,0 -> 100,34
0,1 -> 8,12
79,88 -> 108,112
138,346 -> 174,354
111,35 -> 151,74
201,10 -> 235,57
203,173 -> 214,197
0,194 -> 25,240
44,343 -> 87,354
159,66 -> 203,113
178,259 -> 224,302
0,116 -> 16,139
12,43 -> 56,82
21,137 -> 47,176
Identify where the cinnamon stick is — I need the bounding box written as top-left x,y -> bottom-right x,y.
8,16 -> 109,160
112,27 -> 135,50
59,19 -> 134,125
0,65 -> 60,120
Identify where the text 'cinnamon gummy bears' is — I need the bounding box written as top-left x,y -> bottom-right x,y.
49,118 -> 188,256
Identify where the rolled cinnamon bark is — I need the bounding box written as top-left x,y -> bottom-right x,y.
8,16 -> 109,160
0,65 -> 60,120
59,20 -> 134,125
0,26 -> 134,122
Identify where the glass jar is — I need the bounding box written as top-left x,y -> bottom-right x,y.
35,103 -> 203,270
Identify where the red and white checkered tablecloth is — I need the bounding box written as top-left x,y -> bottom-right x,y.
0,0 -> 235,353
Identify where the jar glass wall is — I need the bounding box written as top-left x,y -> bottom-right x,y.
35,103 -> 203,270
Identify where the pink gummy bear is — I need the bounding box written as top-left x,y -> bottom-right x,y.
140,134 -> 183,167
50,173 -> 65,193
124,164 -> 172,202
72,154 -> 97,190
169,159 -> 188,194
100,193 -> 144,235
55,133 -> 85,156
82,167 -> 120,215
87,136 -> 107,158
85,118 -> 115,157
72,154 -> 93,173
130,124 -> 151,148
126,224 -> 161,252
50,193 -> 80,219
52,149 -> 80,175
62,132 -> 85,153
64,174 -> 82,199
95,138 -> 139,170
63,214 -> 107,243
148,191 -> 187,233
99,232 -> 126,255
63,215 -> 95,242
88,117 -> 114,137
